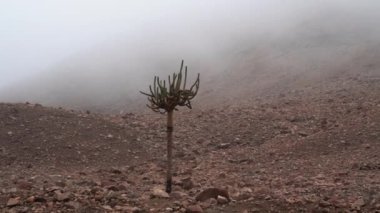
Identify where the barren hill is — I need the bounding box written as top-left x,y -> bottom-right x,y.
0,68 -> 379,211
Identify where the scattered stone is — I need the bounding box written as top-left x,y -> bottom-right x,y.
375,203 -> 380,209
218,173 -> 226,178
48,186 -> 61,192
236,187 -> 252,201
7,197 -> 20,207
166,207 -> 174,212
217,143 -> 231,149
102,205 -> 113,211
319,200 -> 331,207
17,181 -> 33,190
111,168 -> 122,174
171,191 -> 188,199
298,132 -> 308,137
129,207 -> 143,213
105,190 -> 119,201
151,187 -> 170,199
46,201 -> 54,209
200,198 -> 217,209
66,201 -> 81,210
363,143 -> 371,149
217,195 -> 229,204
107,185 -> 120,191
55,191 -> 71,201
280,129 -> 291,134
26,196 -> 35,203
94,192 -> 105,201
0,82 -> 379,212
351,197 -> 365,210
241,187 -> 253,194
181,177 -> 194,190
185,205 -> 203,213
19,207 -> 29,213
34,196 -> 47,203
196,188 -> 230,202
55,181 -> 66,187
8,187 -> 17,193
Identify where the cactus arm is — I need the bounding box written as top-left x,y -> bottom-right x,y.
189,73 -> 200,95
140,60 -> 199,113
179,60 -> 184,73
140,90 -> 153,97
183,66 -> 187,90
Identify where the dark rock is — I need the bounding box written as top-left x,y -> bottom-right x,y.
298,132 -> 308,137
111,168 -> 122,174
34,196 -> 47,203
107,185 -> 120,191
319,200 -> 331,207
181,177 -> 194,190
17,181 -> 33,190
55,181 -> 66,187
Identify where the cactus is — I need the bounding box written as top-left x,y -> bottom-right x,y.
140,60 -> 200,193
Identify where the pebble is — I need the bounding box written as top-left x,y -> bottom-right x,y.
55,191 -> 71,201
7,197 -> 20,207
185,205 -> 203,213
102,205 -> 113,210
181,177 -> 194,190
151,187 -> 170,198
26,196 -> 35,203
217,143 -> 231,149
217,195 -> 229,204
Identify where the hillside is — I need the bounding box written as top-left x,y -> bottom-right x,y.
0,70 -> 379,212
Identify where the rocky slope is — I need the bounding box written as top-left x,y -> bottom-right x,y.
0,69 -> 379,212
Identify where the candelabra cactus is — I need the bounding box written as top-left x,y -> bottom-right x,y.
140,60 -> 200,193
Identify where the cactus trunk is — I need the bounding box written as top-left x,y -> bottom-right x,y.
166,110 -> 174,193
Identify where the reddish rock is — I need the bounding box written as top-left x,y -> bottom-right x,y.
17,181 -> 33,190
7,197 -> 20,207
186,205 -> 203,213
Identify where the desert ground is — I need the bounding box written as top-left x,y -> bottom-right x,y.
1,66 -> 379,212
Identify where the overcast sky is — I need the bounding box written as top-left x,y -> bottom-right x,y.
0,0 -> 149,87
0,0 -> 311,87
1,0 -> 379,89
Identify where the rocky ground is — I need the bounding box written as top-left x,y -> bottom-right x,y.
0,73 -> 379,212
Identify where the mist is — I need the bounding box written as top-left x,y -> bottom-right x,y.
1,0 -> 380,113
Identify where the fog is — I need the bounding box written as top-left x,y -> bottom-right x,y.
1,1 -> 380,112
